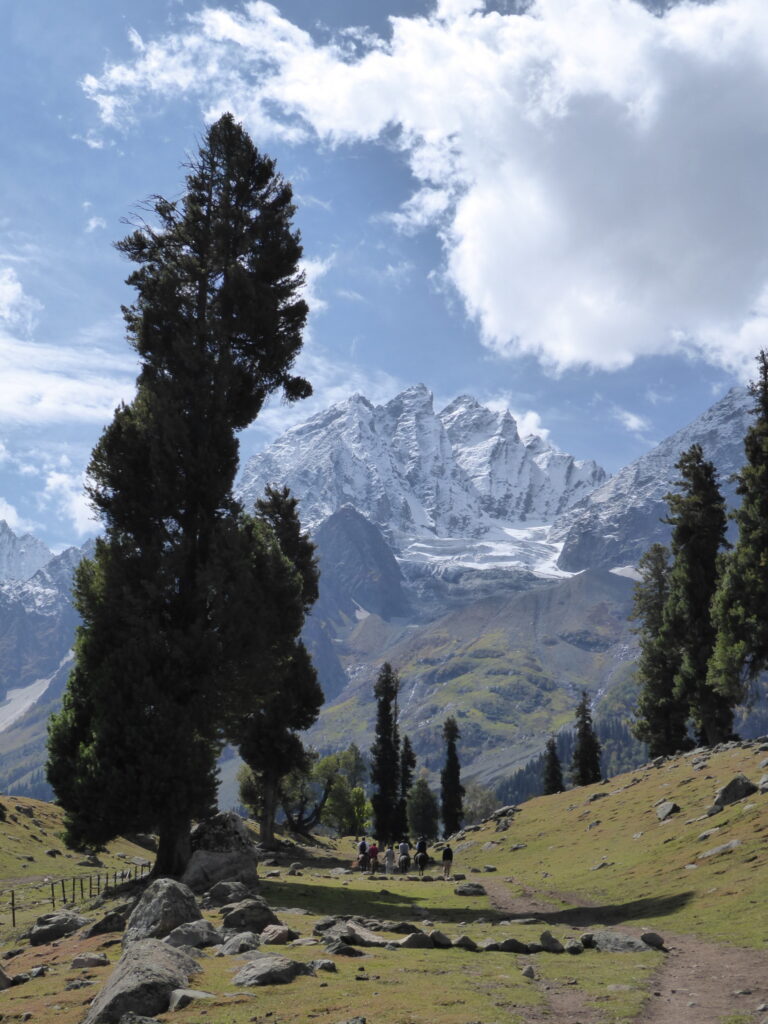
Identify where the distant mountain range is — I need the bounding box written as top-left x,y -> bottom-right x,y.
0,383 -> 759,802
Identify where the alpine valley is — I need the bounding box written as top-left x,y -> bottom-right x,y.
0,384 -> 763,804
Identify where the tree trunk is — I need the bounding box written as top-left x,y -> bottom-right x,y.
152,816 -> 192,879
259,778 -> 279,850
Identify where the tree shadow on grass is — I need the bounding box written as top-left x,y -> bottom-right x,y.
523,890 -> 695,928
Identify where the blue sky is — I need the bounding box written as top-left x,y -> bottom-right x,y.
2,0 -> 765,550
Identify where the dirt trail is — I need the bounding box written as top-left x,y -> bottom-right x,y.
484,878 -> 768,1024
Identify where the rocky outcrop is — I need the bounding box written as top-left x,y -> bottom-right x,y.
181,813 -> 259,892
123,879 -> 201,945
220,897 -> 280,933
232,952 -> 315,987
29,910 -> 89,946
81,940 -> 199,1024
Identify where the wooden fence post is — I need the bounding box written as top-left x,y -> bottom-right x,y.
10,890 -> 15,930
60,879 -> 66,904
51,881 -> 55,910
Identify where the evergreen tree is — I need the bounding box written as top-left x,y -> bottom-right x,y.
406,777 -> 439,840
631,544 -> 691,756
440,715 -> 464,837
571,691 -> 602,786
46,114 -> 311,877
542,735 -> 564,795
369,663 -> 401,843
395,734 -> 417,838
232,486 -> 323,849
709,350 -> 768,704
663,444 -> 733,745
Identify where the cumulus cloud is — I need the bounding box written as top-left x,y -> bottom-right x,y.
612,405 -> 652,436
85,216 -> 107,233
0,497 -> 37,534
0,271 -> 136,426
82,0 -> 768,377
40,469 -> 99,536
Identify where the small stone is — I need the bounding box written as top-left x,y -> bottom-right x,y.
521,965 -> 535,979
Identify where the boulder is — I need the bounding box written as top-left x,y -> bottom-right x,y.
429,930 -> 452,949
205,880 -> 254,907
0,965 -> 12,990
324,921 -> 390,948
698,839 -> 741,860
478,939 -> 500,951
29,910 -> 89,945
81,939 -> 199,1024
167,988 -> 216,1011
452,934 -> 478,951
498,937 -> 530,954
72,952 -> 110,969
216,931 -> 261,956
84,912 -> 127,938
324,939 -> 365,957
309,958 -> 337,973
590,930 -> 654,953
123,879 -> 201,945
758,774 -> 768,794
454,882 -> 486,897
163,919 -> 222,949
398,931 -> 434,949
655,800 -> 680,821
714,774 -> 758,808
260,925 -> 299,945
181,813 -> 259,892
233,952 -> 315,986
565,939 -> 584,954
539,930 -> 564,953
641,931 -> 665,949
220,897 -> 279,933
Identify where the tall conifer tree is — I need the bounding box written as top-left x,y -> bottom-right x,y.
631,543 -> 690,756
440,716 -> 464,838
709,350 -> 768,704
46,114 -> 311,876
571,691 -> 602,786
369,663 -> 401,843
662,444 -> 732,745
395,734 -> 417,839
542,735 -> 564,795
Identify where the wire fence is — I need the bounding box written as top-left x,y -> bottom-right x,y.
0,862 -> 152,931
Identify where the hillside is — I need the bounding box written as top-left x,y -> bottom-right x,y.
0,739 -> 766,1023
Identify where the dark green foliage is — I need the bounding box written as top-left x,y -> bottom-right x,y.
395,734 -> 417,838
440,715 -> 464,837
46,114 -> 311,877
321,745 -> 370,835
571,690 -> 602,787
232,486 -> 323,849
709,350 -> 768,704
662,444 -> 733,745
279,750 -> 336,835
542,735 -> 564,795
370,663 -> 401,843
406,777 -> 439,840
631,544 -> 691,756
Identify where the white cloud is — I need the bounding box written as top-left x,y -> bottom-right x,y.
300,254 -> 334,315
0,497 -> 37,534
40,470 -> 99,536
0,276 -> 136,426
612,405 -> 652,436
82,0 -> 768,378
85,216 -> 107,233
483,393 -> 552,441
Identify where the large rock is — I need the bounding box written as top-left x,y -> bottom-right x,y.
205,880 -> 254,907
655,801 -> 680,821
216,931 -> 261,956
81,939 -> 199,1024
232,952 -> 315,986
589,930 -> 654,953
323,921 -> 389,948
29,910 -> 89,945
83,912 -> 126,938
454,882 -> 486,897
163,919 -> 222,949
714,774 -> 758,807
220,897 -> 280,933
123,879 -> 202,946
0,965 -> 12,990
181,813 -> 259,892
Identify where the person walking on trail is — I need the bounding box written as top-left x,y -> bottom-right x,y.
357,837 -> 369,873
384,843 -> 395,876
367,839 -> 379,873
441,843 -> 454,878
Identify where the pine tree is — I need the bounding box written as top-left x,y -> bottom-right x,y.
631,544 -> 691,756
406,777 -> 439,840
663,444 -> 733,745
395,734 -> 417,838
369,663 -> 401,843
542,735 -> 564,794
440,716 -> 464,837
232,486 -> 323,849
46,114 -> 311,877
571,691 -> 602,786
709,350 -> 768,705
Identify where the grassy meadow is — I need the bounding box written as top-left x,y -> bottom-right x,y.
0,739 -> 765,1024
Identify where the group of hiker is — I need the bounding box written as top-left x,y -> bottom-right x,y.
355,835 -> 454,877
